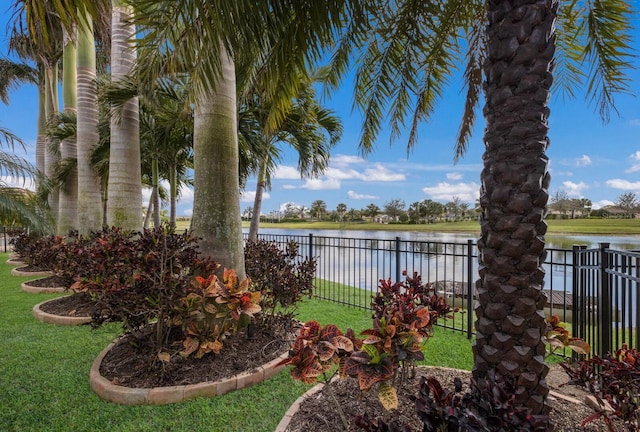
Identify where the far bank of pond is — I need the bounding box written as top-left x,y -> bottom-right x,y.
245,218 -> 640,236
245,226 -> 640,250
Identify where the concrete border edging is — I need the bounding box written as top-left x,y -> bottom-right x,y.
22,280 -> 66,294
89,341 -> 290,405
32,298 -> 92,325
11,267 -> 53,277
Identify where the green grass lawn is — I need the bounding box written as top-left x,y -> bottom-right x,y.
0,253 -> 474,432
176,218 -> 640,235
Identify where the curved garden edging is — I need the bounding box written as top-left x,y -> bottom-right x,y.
22,280 -> 66,294
32,298 -> 92,325
89,342 -> 290,405
11,267 -> 53,277
6,258 -> 25,266
273,365 -> 587,432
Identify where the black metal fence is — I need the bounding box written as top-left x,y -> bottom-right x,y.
248,233 -> 638,357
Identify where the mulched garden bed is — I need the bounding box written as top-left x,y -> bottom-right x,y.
14,265 -> 52,273
22,275 -> 67,288
99,314 -> 299,388
38,292 -> 97,317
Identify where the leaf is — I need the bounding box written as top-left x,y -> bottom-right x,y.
180,337 -> 199,357
377,381 -> 398,410
332,335 -> 354,353
157,352 -> 171,363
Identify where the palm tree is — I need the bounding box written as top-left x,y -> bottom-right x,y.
7,2 -> 64,219
336,203 -> 347,221
245,68 -> 342,241
0,127 -> 51,231
333,0 -> 634,416
107,0 -> 141,230
57,26 -> 78,234
76,5 -> 105,234
310,199 -> 327,221
130,0 -> 347,277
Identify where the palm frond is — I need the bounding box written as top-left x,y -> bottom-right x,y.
455,2 -> 486,162
0,59 -> 40,104
584,0 -> 636,122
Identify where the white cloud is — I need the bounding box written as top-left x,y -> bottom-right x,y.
630,119 -> 640,127
301,178 -> 341,190
625,151 -> 640,173
324,167 -> 364,180
562,181 -> 588,197
281,184 -> 297,190
362,164 -> 406,181
605,179 -> 640,190
182,208 -> 193,217
421,182 -> 480,202
592,200 -> 614,210
240,190 -> 270,203
446,172 -> 463,180
576,155 -> 592,167
331,154 -> 366,166
273,165 -> 301,180
347,190 -> 379,200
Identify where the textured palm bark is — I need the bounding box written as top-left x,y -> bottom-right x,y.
190,44 -> 246,278
473,0 -> 556,416
58,27 -> 78,234
36,84 -> 46,176
76,11 -> 103,234
248,157 -> 268,241
107,2 -> 142,231
44,68 -> 60,223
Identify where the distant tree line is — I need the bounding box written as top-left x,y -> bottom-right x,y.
244,191 -> 640,224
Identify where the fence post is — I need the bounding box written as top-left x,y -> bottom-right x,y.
571,245 -> 581,359
308,233 -> 314,258
467,239 -> 474,339
599,242 -> 611,358
395,237 -> 401,282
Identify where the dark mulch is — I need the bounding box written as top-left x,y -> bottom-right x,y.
38,292 -> 97,317
99,315 -> 299,388
15,265 -> 52,272
284,367 -> 621,432
23,275 -> 67,288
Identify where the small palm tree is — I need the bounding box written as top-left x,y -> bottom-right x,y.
244,67 -> 342,241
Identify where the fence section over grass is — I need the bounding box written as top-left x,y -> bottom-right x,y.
573,244 -> 640,358
249,232 -> 640,358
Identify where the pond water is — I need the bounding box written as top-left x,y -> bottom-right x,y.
247,227 -> 640,251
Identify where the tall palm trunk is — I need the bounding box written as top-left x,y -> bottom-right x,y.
152,156 -> 160,227
473,0 -> 556,416
248,155 -> 268,241
76,11 -> 103,234
169,161 -> 177,228
44,66 -> 60,224
191,44 -> 245,278
36,81 -> 46,176
107,1 -> 142,231
58,27 -> 78,234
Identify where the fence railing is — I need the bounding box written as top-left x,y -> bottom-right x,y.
247,233 -> 638,357
573,244 -> 640,358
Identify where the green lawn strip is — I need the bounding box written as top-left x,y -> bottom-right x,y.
228,218 -> 640,235
0,253 -> 307,432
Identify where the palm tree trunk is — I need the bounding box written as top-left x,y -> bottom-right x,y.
107,1 -> 142,231
76,10 -> 103,234
190,43 -> 245,278
58,26 -> 78,234
248,156 -> 268,241
473,0 -> 556,416
143,191 -> 153,229
44,66 -> 60,225
152,156 -> 160,227
169,162 -> 177,228
36,82 -> 46,176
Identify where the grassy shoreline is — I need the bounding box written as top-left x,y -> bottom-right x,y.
225,219 -> 640,235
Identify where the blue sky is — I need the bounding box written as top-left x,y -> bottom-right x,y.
1,12 -> 640,218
